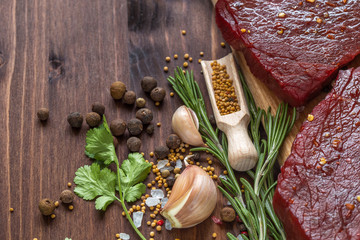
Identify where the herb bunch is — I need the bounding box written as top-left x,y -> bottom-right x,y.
168,67 -> 296,240
73,116 -> 151,240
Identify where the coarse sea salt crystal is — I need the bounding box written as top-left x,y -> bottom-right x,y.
133,211 -> 144,228
175,159 -> 182,169
161,197 -> 168,208
165,219 -> 173,230
219,174 -> 227,181
120,233 -> 130,239
157,160 -> 169,169
151,189 -> 164,199
145,197 -> 160,207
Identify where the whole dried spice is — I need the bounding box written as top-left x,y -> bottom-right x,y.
166,134 -> 181,149
127,137 -> 142,152
154,145 -> 170,159
145,124 -> 154,135
91,102 -> 105,116
60,190 -> 75,204
110,81 -> 126,100
220,207 -> 236,222
136,98 -> 146,108
86,112 -> 101,127
37,108 -> 49,121
141,76 -> 157,93
127,118 -> 143,136
38,198 -> 56,216
67,112 -> 83,128
136,108 -> 153,124
150,87 -> 166,102
110,119 -> 127,136
123,91 -> 136,105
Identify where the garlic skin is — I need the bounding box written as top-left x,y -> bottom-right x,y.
161,165 -> 217,228
172,106 -> 205,147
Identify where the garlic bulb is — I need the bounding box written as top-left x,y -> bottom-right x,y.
161,165 -> 217,228
172,106 -> 205,147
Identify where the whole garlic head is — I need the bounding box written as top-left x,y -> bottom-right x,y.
161,165 -> 217,228
171,106 -> 205,147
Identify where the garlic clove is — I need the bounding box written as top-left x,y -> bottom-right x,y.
172,106 -> 205,147
161,165 -> 217,228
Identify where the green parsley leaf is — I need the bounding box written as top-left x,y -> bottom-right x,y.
85,116 -> 117,165
74,163 -> 116,211
119,153 -> 151,202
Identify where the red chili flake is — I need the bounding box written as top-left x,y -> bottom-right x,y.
236,216 -> 242,223
292,186 -> 297,190
241,231 -> 248,236
325,2 -> 336,7
355,122 -> 360,127
327,34 -> 335,39
313,139 -> 319,147
157,220 -> 164,226
289,198 -> 294,204
211,216 -> 223,225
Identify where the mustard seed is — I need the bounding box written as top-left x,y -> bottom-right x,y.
116,233 -> 120,238
68,205 -> 74,210
184,53 -> 189,59
164,66 -> 169,72
212,232 -> 217,238
165,56 -> 171,62
174,54 -> 178,59
183,62 -> 188,68
220,42 -> 226,47
150,232 -> 155,237
189,57 -> 193,62
200,51 -> 204,56
170,92 -> 174,97
181,30 -> 186,35
9,208 -> 14,212
50,213 -> 56,219
156,225 -> 162,231
67,182 -> 72,187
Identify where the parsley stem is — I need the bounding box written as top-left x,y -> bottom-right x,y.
114,159 -> 146,240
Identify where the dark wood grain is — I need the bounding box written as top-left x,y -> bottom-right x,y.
0,0 -> 242,239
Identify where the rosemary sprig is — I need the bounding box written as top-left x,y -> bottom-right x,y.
167,67 -> 296,240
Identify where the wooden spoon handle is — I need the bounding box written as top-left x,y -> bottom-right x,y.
222,115 -> 258,171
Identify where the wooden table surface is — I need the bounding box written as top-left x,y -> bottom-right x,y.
0,0 -> 242,239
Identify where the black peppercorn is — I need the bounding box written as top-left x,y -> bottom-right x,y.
67,112 -> 83,128
154,145 -> 170,159
136,108 -> 153,124
166,176 -> 175,187
110,119 -> 127,136
127,137 -> 142,152
38,198 -> 56,216
166,134 -> 181,149
150,87 -> 166,102
145,124 -> 154,135
37,108 -> 49,121
127,118 -> 143,136
135,98 -> 146,108
60,190 -> 75,204
86,112 -> 101,127
141,76 -> 157,93
209,114 -> 216,125
123,91 -> 136,105
91,102 -> 105,116
220,207 -> 236,222
110,81 -> 126,100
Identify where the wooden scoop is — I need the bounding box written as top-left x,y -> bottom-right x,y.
201,53 -> 258,171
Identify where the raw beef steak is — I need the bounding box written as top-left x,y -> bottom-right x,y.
274,67 -> 360,239
215,0 -> 360,106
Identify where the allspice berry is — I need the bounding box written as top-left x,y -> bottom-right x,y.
127,118 -> 143,136
37,108 -> 49,121
38,198 -> 56,216
110,119 -> 127,136
127,137 -> 142,152
166,134 -> 181,149
86,112 -> 101,127
60,190 -> 75,204
154,145 -> 170,159
141,76 -> 157,93
136,108 -> 153,124
91,102 -> 105,116
150,87 -> 166,102
67,112 -> 83,128
145,124 -> 154,135
220,207 -> 236,222
123,91 -> 136,105
135,98 -> 146,108
110,81 -> 126,100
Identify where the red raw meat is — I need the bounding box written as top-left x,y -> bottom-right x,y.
215,0 -> 360,106
274,67 -> 360,239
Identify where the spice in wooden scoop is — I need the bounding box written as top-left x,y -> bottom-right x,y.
211,61 -> 240,115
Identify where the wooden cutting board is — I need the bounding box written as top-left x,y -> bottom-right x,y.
211,0 -> 360,165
